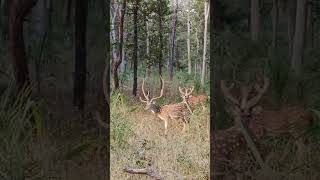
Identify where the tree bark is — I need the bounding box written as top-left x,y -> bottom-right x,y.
2,0 -> 12,40
304,2 -> 313,49
112,0 -> 126,90
145,18 -> 151,78
33,0 -> 48,93
291,0 -> 306,76
272,0 -> 279,48
169,0 -> 178,81
73,0 -> 88,110
64,0 -> 72,26
157,0 -> 163,78
250,0 -> 260,41
187,0 -> 191,74
9,0 -> 37,90
133,0 -> 139,96
288,0 -> 296,57
201,1 -> 209,86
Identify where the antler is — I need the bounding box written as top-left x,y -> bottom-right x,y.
246,76 -> 269,109
186,86 -> 194,96
178,86 -> 194,97
139,76 -> 164,104
140,78 -> 149,103
150,75 -> 164,102
220,80 -> 239,106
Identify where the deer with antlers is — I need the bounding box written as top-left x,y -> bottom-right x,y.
178,86 -> 208,112
140,76 -> 191,135
216,76 -> 313,177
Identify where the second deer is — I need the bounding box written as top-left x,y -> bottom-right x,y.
140,76 -> 191,135
178,86 -> 208,112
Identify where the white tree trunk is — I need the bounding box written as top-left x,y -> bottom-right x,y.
145,18 -> 151,77
201,1 -> 209,86
187,0 -> 191,74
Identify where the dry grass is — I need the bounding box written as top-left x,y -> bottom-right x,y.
110,91 -> 210,180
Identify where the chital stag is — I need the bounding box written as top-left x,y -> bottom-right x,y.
220,76 -> 313,163
178,86 -> 208,111
140,76 -> 190,135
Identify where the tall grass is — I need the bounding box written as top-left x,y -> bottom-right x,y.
110,73 -> 210,179
0,83 -> 43,180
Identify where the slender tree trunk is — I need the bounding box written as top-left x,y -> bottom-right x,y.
288,0 -> 296,57
33,0 -> 47,93
157,0 -> 163,77
2,0 -> 12,40
291,0 -> 306,76
304,2 -> 312,49
9,0 -> 37,90
201,1 -> 209,86
132,0 -> 139,96
250,0 -> 260,41
119,21 -> 126,73
64,0 -> 72,25
145,18 -> 151,77
187,0 -> 191,74
73,0 -> 88,109
169,0 -> 178,81
272,0 -> 279,48
112,0 -> 126,90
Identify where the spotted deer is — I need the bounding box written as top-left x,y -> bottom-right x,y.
140,76 -> 190,135
213,76 -> 313,179
178,86 -> 208,111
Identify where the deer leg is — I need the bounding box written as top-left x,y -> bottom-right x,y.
164,120 -> 168,135
181,121 -> 186,133
295,138 -> 305,162
202,105 -> 206,112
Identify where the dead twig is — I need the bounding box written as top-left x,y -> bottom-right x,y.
123,166 -> 164,180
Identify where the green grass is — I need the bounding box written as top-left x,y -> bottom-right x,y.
110,75 -> 210,179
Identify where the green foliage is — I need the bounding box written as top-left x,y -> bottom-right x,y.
0,83 -> 43,180
110,92 -> 132,150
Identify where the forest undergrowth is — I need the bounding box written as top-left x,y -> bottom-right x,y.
110,74 -> 210,179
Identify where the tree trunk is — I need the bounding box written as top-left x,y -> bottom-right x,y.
9,0 -> 37,90
64,0 -> 72,25
201,1 -> 209,86
119,22 -> 126,73
272,0 -> 278,48
33,0 -> 47,93
112,0 -> 126,90
304,2 -> 312,49
145,18 -> 151,78
250,0 -> 260,41
133,0 -> 139,96
288,0 -> 296,57
157,0 -> 163,77
47,0 -> 52,33
169,0 -> 178,81
73,0 -> 88,110
291,0 -> 306,76
2,0 -> 12,40
187,0 -> 191,74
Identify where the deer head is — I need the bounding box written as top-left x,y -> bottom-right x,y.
140,76 -> 165,113
178,86 -> 194,102
220,76 -> 269,118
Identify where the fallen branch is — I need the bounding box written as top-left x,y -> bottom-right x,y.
123,166 -> 164,180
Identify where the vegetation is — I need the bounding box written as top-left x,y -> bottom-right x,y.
212,0 -> 320,179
